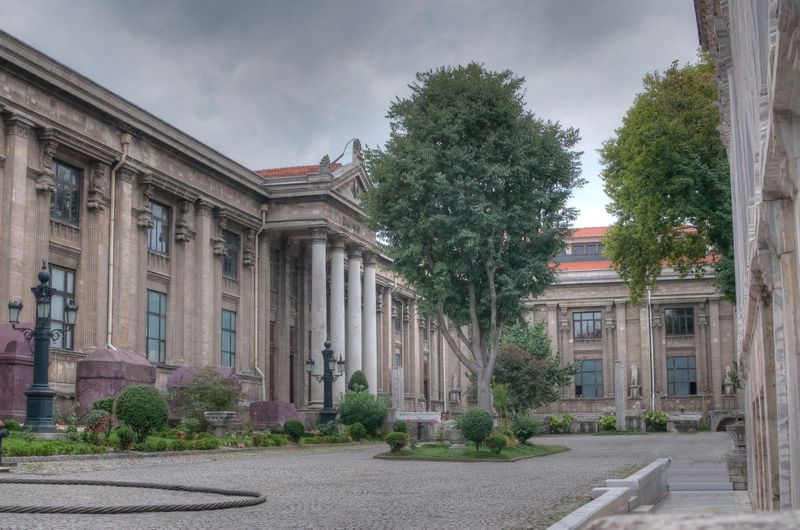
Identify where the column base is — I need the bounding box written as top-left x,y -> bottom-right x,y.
24,384 -> 57,433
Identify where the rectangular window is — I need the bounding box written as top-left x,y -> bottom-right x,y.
573,311 -> 602,340
575,358 -> 603,398
221,309 -> 236,368
49,265 -> 76,350
51,160 -> 82,225
222,230 -> 240,279
571,243 -> 604,256
665,308 -> 694,336
146,290 -> 167,363
148,200 -> 171,255
667,356 -> 697,395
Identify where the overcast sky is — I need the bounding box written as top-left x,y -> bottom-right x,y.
0,0 -> 700,227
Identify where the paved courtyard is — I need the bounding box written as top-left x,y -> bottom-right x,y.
0,432 -> 732,529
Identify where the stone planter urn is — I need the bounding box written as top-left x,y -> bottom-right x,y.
204,411 -> 236,437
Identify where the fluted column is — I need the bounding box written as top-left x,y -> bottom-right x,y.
362,251 -> 378,395
330,237 -> 346,399
309,227 -> 327,407
346,244 -> 363,384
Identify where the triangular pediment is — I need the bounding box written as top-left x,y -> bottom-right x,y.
331,163 -> 371,205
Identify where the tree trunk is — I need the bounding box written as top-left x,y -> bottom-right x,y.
477,368 -> 493,414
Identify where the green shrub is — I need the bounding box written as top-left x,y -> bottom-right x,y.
485,433 -> 508,454
347,422 -> 366,441
599,413 -> 617,431
301,434 -> 351,444
115,385 -> 168,442
500,428 -> 518,447
2,419 -> 21,431
348,370 -> 369,391
644,410 -> 669,432
91,397 -> 114,415
176,417 -> 201,438
284,420 -> 305,443
170,367 -> 242,430
457,408 -> 494,451
511,414 -> 541,443
337,390 -> 389,435
318,421 -> 338,436
110,425 -> 136,450
83,409 -> 112,444
384,432 -> 408,453
392,420 -> 410,433
548,413 -> 575,434
698,419 -> 711,432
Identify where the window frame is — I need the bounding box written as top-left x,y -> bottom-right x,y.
50,160 -> 82,226
49,264 -> 76,350
148,200 -> 171,255
572,311 -> 602,341
667,355 -> 697,395
146,290 -> 167,364
665,307 -> 694,337
221,309 -> 236,368
575,358 -> 603,398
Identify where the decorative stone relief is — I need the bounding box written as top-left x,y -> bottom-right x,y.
352,138 -> 362,162
242,229 -> 256,267
651,305 -> 662,328
319,154 -> 331,174
35,140 -> 57,194
604,303 -> 616,330
559,307 -> 570,333
5,116 -> 30,138
311,227 -> 327,242
135,174 -> 154,229
376,287 -> 384,314
174,201 -> 195,242
87,161 -> 109,210
418,315 -> 426,329
212,211 -> 229,256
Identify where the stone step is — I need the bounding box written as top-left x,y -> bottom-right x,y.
670,482 -> 733,491
631,504 -> 656,514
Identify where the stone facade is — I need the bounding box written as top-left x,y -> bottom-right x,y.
529,228 -> 740,430
695,0 -> 800,511
0,30 -> 470,421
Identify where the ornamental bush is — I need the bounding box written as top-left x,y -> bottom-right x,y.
644,410 -> 669,432
83,409 -> 112,444
384,432 -> 408,453
485,433 -> 508,455
284,420 -> 305,443
91,397 -> 114,415
392,420 -> 409,433
2,419 -> 21,431
171,367 -> 242,430
511,414 -> 541,443
599,413 -> 617,431
347,422 -> 366,441
548,413 -> 575,434
337,390 -> 389,436
348,370 -> 369,392
115,385 -> 168,443
110,424 -> 136,450
318,421 -> 338,436
457,407 -> 494,451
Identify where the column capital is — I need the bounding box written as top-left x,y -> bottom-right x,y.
4,114 -> 34,138
196,198 -> 215,217
347,244 -> 363,259
311,227 -> 327,242
363,250 -> 377,267
330,236 -> 346,253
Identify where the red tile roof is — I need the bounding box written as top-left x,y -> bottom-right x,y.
256,163 -> 341,179
571,226 -> 608,238
555,260 -> 613,271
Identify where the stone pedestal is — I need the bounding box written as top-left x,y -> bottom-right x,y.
628,385 -> 642,400
0,324 -> 34,422
726,422 -> 748,490
75,347 -> 156,419
204,411 -> 236,437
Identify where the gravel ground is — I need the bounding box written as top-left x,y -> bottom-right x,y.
0,432 -> 731,530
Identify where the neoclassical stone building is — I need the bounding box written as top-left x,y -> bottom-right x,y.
0,29 -> 466,420
529,227 -> 740,430
696,0 -> 800,511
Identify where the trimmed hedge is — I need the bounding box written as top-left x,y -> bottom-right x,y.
384,432 -> 408,453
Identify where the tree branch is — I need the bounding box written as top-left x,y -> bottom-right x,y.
437,314 -> 479,374
467,282 -> 487,365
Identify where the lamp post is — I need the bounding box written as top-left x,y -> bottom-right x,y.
306,340 -> 346,424
7,262 -> 78,433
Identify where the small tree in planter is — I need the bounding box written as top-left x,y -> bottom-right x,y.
385,432 -> 408,453
115,385 -> 168,443
284,420 -> 305,443
457,408 -> 494,451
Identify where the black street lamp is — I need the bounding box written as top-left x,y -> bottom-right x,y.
306,340 -> 346,424
7,262 -> 78,433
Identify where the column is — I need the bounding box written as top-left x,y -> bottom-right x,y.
194,199 -> 215,366
309,227 -> 327,407
113,168 -> 138,351
603,303 -> 615,397
709,299 -> 722,408
330,237 -> 346,398
697,303 -> 709,396
346,244 -> 363,384
362,251 -> 378,395
81,160 -> 111,351
558,307 -> 574,398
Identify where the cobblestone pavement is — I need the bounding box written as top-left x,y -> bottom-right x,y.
0,432 -> 731,530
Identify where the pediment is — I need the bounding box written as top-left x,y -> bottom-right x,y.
331,164 -> 371,205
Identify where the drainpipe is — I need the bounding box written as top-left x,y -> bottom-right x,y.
105,132 -> 132,348
253,205 -> 268,400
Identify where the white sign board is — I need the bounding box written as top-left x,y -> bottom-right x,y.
395,411 -> 443,423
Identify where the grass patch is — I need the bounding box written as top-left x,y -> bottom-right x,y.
592,429 -> 647,436
375,442 -> 568,462
2,433 -> 106,457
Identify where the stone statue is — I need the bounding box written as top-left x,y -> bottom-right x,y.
723,366 -> 735,397
724,366 -> 733,385
452,373 -> 459,390
630,363 -> 639,387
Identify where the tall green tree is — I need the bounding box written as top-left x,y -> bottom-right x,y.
363,64 -> 583,413
600,54 -> 734,304
494,322 -> 577,413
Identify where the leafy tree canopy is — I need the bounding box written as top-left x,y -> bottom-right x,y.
494,322 -> 577,412
363,63 -> 583,412
600,54 -> 734,304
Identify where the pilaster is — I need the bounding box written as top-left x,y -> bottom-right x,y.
309,227 -> 327,407
329,237 -> 346,398
194,199 -> 215,366
362,251 -> 378,395
346,244 -> 363,384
